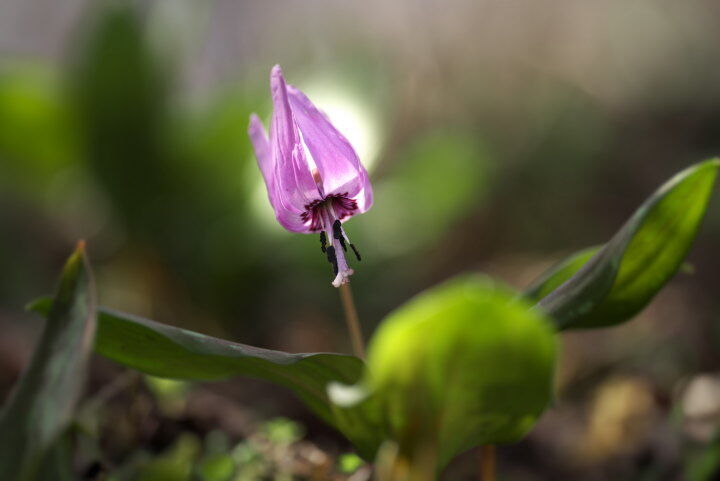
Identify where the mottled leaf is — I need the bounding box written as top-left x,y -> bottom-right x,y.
28,300 -> 384,459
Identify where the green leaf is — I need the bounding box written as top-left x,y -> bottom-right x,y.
342,275 -> 557,472
198,453 -> 235,481
338,453 -> 365,474
531,159 -> 719,329
0,66 -> 79,194
27,299 -> 384,460
0,243 -> 96,481
524,246 -> 600,303
135,433 -> 200,481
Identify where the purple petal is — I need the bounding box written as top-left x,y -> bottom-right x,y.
286,85 -> 372,207
269,66 -> 322,213
248,114 -> 273,193
354,167 -> 373,214
274,197 -> 314,232
262,66 -> 323,233
249,113 -> 310,232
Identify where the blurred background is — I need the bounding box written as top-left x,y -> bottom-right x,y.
2,0 -> 720,479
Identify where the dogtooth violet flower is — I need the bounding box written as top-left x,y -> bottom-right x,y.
248,65 -> 373,287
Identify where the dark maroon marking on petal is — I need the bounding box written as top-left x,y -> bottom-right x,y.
330,193 -> 358,221
300,193 -> 359,233
300,198 -> 325,232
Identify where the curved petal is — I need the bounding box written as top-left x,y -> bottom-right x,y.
248,114 -> 274,193
270,66 -> 322,213
354,166 -> 373,214
286,85 -> 371,200
265,66 -> 323,233
249,114 -> 310,232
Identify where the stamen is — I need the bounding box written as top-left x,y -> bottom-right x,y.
350,243 -> 362,261
326,246 -> 339,275
319,231 -> 327,253
333,220 -> 347,251
314,198 -> 358,286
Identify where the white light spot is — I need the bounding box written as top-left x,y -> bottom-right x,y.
302,80 -> 381,172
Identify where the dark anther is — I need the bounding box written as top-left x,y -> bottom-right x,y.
326,246 -> 339,275
350,243 -> 362,261
332,220 -> 347,251
319,231 -> 327,253
332,219 -> 342,238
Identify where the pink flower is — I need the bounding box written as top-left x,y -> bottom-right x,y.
249,65 -> 373,287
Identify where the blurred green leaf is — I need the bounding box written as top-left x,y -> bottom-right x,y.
0,66 -> 79,194
532,159 -> 719,330
686,436 -> 720,481
135,433 -> 200,481
231,441 -> 263,470
259,418 -> 304,445
197,453 -> 235,481
0,244 -> 96,481
337,275 -> 556,472
28,299 -> 384,459
35,433 -> 75,481
338,453 -> 364,474
144,375 -> 189,417
370,130 -> 490,253
71,3 -> 170,234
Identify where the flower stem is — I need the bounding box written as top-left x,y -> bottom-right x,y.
338,283 -> 365,359
480,445 -> 496,481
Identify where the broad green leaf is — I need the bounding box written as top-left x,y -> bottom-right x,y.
532,159 -> 719,330
0,244 -> 96,481
337,275 -> 557,473
28,300 -> 384,460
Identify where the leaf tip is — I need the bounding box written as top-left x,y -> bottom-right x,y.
67,240 -> 92,274
694,158 -> 720,178
694,158 -> 720,190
